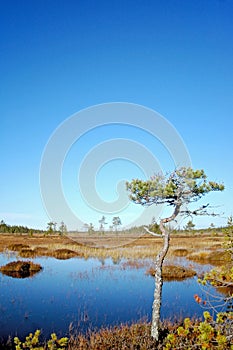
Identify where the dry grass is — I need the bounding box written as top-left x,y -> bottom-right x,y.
187,250 -> 230,265
42,242 -> 161,260
67,313 -> 233,349
19,248 -> 37,258
51,249 -> 83,260
146,265 -> 196,281
7,243 -> 30,251
120,259 -> 150,270
33,246 -> 49,255
0,260 -> 42,278
68,322 -> 165,350
3,316 -> 233,350
18,247 -> 83,260
187,250 -> 210,262
171,248 -> 189,257
0,232 -> 226,260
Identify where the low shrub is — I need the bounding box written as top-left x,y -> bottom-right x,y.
14,330 -> 68,350
164,311 -> 233,350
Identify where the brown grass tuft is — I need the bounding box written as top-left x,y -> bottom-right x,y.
19,248 -> 37,258
146,265 -> 196,281
7,243 -> 30,251
187,250 -> 230,265
33,246 -> 49,256
172,248 -> 189,257
0,260 -> 42,278
51,249 -> 83,260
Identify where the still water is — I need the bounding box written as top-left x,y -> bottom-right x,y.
0,253 -> 224,340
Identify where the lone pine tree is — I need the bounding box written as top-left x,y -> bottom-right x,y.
126,167 -> 224,340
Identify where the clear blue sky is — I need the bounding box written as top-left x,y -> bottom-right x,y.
1,0 -> 233,230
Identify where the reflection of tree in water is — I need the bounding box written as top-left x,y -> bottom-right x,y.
0,260 -> 42,278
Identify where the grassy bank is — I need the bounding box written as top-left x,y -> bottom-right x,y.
2,312 -> 232,349
0,232 -> 226,261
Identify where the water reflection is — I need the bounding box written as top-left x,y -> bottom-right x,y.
0,253 -> 227,340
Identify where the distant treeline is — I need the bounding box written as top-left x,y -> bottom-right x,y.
0,219 -> 227,235
0,220 -> 44,234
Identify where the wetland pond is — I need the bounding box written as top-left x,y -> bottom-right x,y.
0,253 -> 227,340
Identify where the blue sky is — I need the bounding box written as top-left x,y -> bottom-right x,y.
1,0 -> 233,230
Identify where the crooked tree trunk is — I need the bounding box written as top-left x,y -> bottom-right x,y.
151,204 -> 181,340
151,221 -> 169,339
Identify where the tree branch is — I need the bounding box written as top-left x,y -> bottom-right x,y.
179,204 -> 222,217
143,226 -> 164,237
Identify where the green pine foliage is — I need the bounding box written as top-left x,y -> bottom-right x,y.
126,167 -> 224,207
14,330 -> 68,350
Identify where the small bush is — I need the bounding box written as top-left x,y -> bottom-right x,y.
14,330 -> 68,350
164,311 -> 233,350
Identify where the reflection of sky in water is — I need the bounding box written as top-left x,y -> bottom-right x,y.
0,254 -> 227,339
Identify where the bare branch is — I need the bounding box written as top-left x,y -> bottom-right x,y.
180,204 -> 221,217
143,226 -> 164,237
180,204 -> 224,219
